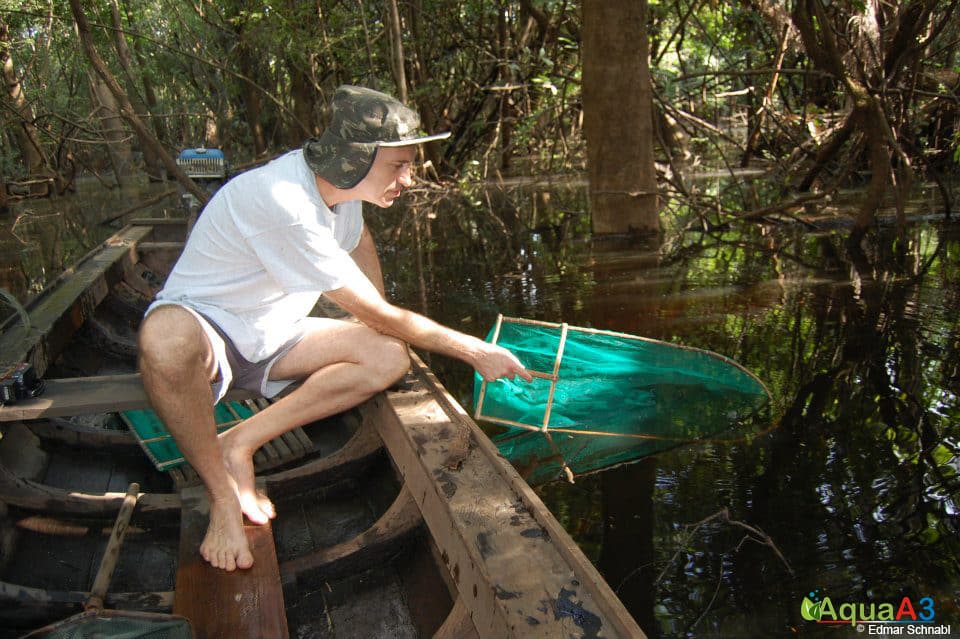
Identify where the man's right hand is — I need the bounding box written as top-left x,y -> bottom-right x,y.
473,342 -> 533,383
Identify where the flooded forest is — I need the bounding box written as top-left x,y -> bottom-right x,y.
2,1 -> 959,637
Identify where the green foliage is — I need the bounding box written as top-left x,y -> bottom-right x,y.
1,0 -> 957,181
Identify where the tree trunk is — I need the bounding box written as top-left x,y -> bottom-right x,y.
386,0 -> 408,103
121,0 -> 168,151
205,109 -> 221,147
221,1 -> 269,158
742,26 -> 789,167
405,0 -> 444,175
496,3 -> 514,171
108,0 -> 163,180
289,67 -> 316,145
582,0 -> 660,235
745,0 -> 802,53
68,0 -> 208,204
237,46 -> 267,157
791,0 -> 922,234
0,15 -> 46,178
88,71 -> 134,182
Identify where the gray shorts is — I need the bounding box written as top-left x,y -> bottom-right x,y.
147,302 -> 301,404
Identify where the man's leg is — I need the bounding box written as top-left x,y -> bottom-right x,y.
218,318 -> 410,521
138,305 -> 254,571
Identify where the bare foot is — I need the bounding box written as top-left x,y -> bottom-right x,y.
221,444 -> 275,525
199,496 -> 254,571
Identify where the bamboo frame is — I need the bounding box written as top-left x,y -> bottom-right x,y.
474,315 -> 772,434
539,322 -> 568,432
472,316 -> 562,429
474,315 -> 569,430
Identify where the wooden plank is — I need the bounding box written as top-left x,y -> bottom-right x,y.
289,425 -> 313,451
375,353 -> 647,639
137,241 -> 184,279
174,485 -> 288,639
0,458 -> 179,517
129,218 -> 188,242
0,225 -> 155,377
279,431 -> 306,457
279,485 -> 422,582
0,580 -> 174,622
434,598 -> 480,639
0,374 -> 257,422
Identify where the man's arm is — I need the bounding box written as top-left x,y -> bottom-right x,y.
325,277 -> 532,382
349,225 -> 386,297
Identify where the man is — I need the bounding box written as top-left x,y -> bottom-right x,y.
138,85 -> 531,571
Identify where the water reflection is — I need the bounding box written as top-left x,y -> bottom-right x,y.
0,178 -> 175,310
373,185 -> 960,637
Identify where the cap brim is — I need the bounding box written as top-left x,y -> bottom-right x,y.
378,132 -> 451,147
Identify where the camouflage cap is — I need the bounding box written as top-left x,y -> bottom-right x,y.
303,85 -> 450,189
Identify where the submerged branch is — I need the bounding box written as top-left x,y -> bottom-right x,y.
735,191 -> 831,220
653,507 -> 794,589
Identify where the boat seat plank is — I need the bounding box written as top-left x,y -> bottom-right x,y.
0,373 -> 257,422
1,372 -> 311,481
168,467 -> 189,489
174,485 -> 288,639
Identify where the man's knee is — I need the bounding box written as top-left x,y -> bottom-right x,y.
138,307 -> 213,377
367,335 -> 410,389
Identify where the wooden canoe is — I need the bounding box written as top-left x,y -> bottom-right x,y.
0,219 -> 647,639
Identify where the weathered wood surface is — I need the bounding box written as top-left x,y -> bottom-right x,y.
86,482 -> 140,610
0,373 -> 257,421
0,460 -> 179,516
0,418 -> 378,518
174,486 -> 288,639
0,218 -> 641,637
25,418 -> 138,448
279,485 -> 422,582
0,224 -> 154,377
129,217 -> 188,243
263,398 -> 383,493
0,391 -> 383,521
434,597 -> 481,639
0,580 -> 174,625
376,353 -> 647,639
137,241 -> 184,276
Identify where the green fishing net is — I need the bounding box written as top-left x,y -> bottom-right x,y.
22,611 -> 193,639
122,401 -> 255,471
473,317 -> 772,486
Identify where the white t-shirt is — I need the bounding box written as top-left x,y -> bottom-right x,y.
153,150 -> 367,362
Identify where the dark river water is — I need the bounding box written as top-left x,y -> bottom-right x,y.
3,177 -> 959,637
372,182 -> 960,637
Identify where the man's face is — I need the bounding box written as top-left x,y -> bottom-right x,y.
357,145 -> 416,208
